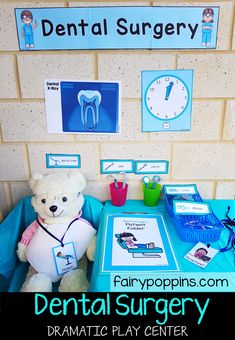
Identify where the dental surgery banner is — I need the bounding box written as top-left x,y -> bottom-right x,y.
15,6 -> 219,50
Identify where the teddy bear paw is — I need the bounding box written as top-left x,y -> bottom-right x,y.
86,236 -> 97,261
21,273 -> 52,292
17,242 -> 27,262
59,269 -> 89,292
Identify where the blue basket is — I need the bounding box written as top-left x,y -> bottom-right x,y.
173,213 -> 224,242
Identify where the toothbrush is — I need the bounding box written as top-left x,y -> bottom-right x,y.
119,172 -> 127,189
114,178 -> 119,189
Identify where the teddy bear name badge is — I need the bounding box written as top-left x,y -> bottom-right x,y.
52,242 -> 78,275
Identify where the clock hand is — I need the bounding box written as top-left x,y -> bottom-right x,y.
165,81 -> 174,100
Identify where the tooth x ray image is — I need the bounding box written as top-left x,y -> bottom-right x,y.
60,81 -> 120,133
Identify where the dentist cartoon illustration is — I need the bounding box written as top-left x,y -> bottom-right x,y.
21,10 -> 38,48
201,8 -> 214,47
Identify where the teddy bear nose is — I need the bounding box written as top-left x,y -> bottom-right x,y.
49,205 -> 58,213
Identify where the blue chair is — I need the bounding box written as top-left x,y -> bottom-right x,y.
0,195 -> 103,292
115,234 -> 163,258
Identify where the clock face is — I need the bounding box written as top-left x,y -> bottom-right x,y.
145,75 -> 189,120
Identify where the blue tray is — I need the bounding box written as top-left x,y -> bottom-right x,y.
173,213 -> 224,242
163,185 -> 224,242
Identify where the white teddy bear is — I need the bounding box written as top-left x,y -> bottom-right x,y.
17,171 -> 97,292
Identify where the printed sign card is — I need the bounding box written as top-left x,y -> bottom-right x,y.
184,242 -> 219,268
15,7 -> 219,50
164,184 -> 198,195
142,70 -> 193,132
100,160 -> 135,174
52,242 -> 77,275
101,214 -> 179,272
173,201 -> 212,215
46,154 -> 81,168
135,160 -> 169,174
45,79 -> 121,134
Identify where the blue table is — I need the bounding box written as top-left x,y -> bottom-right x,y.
89,199 -> 235,292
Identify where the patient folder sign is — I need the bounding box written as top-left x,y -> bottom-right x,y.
102,214 -> 179,272
15,6 -> 219,50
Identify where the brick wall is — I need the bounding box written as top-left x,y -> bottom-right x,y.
0,0 -> 234,221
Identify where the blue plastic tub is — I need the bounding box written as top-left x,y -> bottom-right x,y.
163,184 -> 224,242
173,213 -> 224,242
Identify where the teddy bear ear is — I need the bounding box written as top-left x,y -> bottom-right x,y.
29,173 -> 44,191
68,171 -> 86,192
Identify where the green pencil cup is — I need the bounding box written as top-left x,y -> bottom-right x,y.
143,183 -> 162,207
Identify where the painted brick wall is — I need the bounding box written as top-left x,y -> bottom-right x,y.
0,0 -> 234,221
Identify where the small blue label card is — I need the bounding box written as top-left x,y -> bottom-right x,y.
135,160 -> 169,174
173,201 -> 212,215
101,159 -> 134,174
46,154 -> 81,168
164,184 -> 197,195
52,242 -> 77,275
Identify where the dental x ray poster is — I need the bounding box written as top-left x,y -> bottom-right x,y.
45,80 -> 120,134
142,69 -> 193,132
101,214 -> 179,272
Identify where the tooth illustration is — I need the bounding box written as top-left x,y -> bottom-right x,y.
77,90 -> 102,131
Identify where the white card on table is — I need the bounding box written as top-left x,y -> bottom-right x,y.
184,242 -> 219,268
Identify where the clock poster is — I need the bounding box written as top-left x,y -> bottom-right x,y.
142,69 -> 193,132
